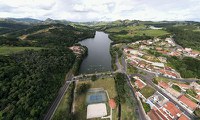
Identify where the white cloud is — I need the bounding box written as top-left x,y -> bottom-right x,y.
0,0 -> 200,21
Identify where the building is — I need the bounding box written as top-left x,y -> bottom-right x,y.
178,95 -> 198,112
158,57 -> 167,63
178,114 -> 190,120
161,102 -> 182,120
158,81 -> 169,89
166,88 -> 182,98
148,91 -> 169,108
147,109 -> 161,120
134,76 -> 146,89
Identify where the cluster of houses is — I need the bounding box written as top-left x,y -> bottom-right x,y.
69,46 -> 85,55
158,81 -> 200,115
127,37 -> 199,59
124,48 -> 180,78
133,76 -> 192,120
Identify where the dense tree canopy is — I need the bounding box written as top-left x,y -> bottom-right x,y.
0,48 -> 76,120
167,27 -> 200,50
168,57 -> 200,79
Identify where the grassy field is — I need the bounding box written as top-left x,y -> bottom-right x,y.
52,83 -> 74,120
140,86 -> 155,98
106,24 -> 169,41
74,78 -> 118,120
0,46 -> 43,55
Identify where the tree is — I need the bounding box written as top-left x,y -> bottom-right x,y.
91,75 -> 97,81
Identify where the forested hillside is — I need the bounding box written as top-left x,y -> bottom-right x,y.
0,48 -> 75,120
167,27 -> 200,50
1,23 -> 95,47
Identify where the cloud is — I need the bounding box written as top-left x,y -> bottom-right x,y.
0,0 -> 199,22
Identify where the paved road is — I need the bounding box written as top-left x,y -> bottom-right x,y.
43,74 -> 73,120
130,73 -> 195,119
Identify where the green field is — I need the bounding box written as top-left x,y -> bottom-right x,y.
0,46 -> 43,55
106,24 -> 169,39
139,86 -> 155,98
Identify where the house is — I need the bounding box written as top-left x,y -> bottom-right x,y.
178,95 -> 198,112
154,38 -> 160,42
190,82 -> 200,90
185,48 -> 192,52
159,69 -> 178,78
158,57 -> 167,63
152,62 -> 165,68
140,45 -> 150,50
148,91 -> 169,108
135,79 -> 146,89
178,114 -> 190,120
147,109 -> 161,120
166,88 -> 182,98
158,81 -> 169,89
161,102 -> 182,120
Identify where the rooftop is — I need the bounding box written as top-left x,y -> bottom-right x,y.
158,81 -> 169,89
178,114 -> 190,120
166,88 -> 182,98
162,102 -> 182,119
135,79 -> 146,89
178,95 -> 198,111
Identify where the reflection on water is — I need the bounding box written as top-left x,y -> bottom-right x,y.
79,31 -> 112,74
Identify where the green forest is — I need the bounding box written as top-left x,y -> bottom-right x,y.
0,21 -> 94,119
168,57 -> 200,79
0,48 -> 75,119
167,27 -> 200,50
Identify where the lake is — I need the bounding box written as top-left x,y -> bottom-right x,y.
79,31 -> 112,74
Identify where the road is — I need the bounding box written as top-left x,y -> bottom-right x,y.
115,52 -> 147,120
130,73 -> 195,119
43,74 -> 73,120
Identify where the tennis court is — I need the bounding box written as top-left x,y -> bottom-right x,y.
86,88 -> 107,104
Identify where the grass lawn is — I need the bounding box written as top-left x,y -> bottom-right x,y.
154,77 -> 170,83
172,84 -> 181,92
134,29 -> 169,37
140,86 -> 156,98
186,89 -> 198,98
74,78 -> 118,120
0,46 -> 43,55
127,64 -> 138,75
52,83 -> 74,120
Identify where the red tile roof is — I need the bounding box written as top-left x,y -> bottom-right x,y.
163,102 -> 182,118
135,80 -> 145,89
158,81 -> 169,89
178,114 -> 190,120
109,99 -> 116,109
178,95 -> 198,111
147,109 -> 161,120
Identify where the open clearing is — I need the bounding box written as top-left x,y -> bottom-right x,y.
0,46 -> 43,55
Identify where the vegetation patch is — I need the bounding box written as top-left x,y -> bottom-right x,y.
0,46 -> 43,55
53,83 -> 75,120
140,86 -> 156,98
172,84 -> 181,92
186,89 -> 198,98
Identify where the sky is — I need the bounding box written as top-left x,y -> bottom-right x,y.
0,0 -> 200,22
